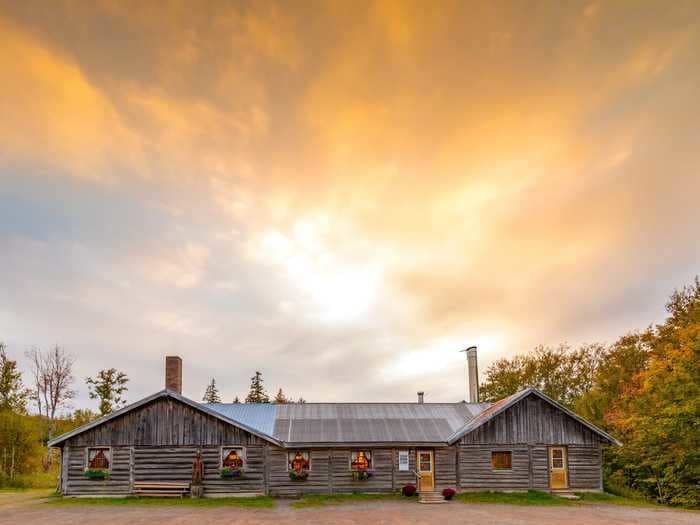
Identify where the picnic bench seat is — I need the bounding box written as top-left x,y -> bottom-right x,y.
132,481 -> 191,497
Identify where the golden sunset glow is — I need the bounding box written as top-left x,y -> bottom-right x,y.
1,1 -> 698,404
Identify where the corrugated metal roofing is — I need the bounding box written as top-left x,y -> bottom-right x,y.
206,402 -> 490,444
206,402 -> 278,437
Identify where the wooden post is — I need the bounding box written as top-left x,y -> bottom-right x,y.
528,445 -> 534,489
129,447 -> 135,494
455,446 -> 461,489
328,452 -> 333,495
263,444 -> 270,496
61,446 -> 69,494
391,448 -> 396,493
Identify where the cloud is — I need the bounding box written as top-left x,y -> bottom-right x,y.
0,2 -> 698,407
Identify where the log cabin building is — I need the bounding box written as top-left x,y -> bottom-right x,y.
48,353 -> 619,497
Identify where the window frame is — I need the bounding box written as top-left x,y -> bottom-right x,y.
348,450 -> 373,471
287,450 -> 312,472
85,446 -> 112,472
491,450 -> 513,470
220,445 -> 247,470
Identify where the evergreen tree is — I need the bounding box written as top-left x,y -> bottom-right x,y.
296,397 -> 306,404
85,368 -> 129,416
245,371 -> 269,403
232,396 -> 240,403
202,378 -> 222,403
0,343 -> 29,413
273,388 -> 289,404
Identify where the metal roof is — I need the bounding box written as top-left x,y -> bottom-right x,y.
207,402 -> 490,444
206,402 -> 278,437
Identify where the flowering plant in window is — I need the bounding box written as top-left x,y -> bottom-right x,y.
351,469 -> 375,481
84,468 -> 109,479
288,468 -> 309,481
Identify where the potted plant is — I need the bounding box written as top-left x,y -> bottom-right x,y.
288,469 -> 309,481
351,469 -> 375,481
402,484 -> 417,497
442,487 -> 456,500
220,467 -> 243,479
84,468 -> 109,480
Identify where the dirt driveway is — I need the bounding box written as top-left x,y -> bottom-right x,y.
1,494 -> 697,525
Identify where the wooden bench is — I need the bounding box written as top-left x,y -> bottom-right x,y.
132,481 -> 191,498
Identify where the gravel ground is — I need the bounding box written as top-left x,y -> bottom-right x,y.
1,494 -> 697,525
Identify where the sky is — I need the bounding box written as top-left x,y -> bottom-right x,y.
1,1 -> 699,411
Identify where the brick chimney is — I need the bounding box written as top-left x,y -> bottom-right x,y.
417,391 -> 424,404
165,355 -> 182,394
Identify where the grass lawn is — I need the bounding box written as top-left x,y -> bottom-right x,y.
46,494 -> 275,508
290,493 -> 406,508
455,490 -> 574,506
575,491 -> 661,508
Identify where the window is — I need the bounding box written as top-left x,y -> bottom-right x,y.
350,451 -> 372,471
551,448 -> 564,469
491,451 -> 512,470
398,450 -> 409,471
288,451 -> 310,473
86,447 -> 110,470
221,447 -> 246,470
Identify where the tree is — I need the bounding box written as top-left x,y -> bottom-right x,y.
479,343 -> 605,408
603,279 -> 700,507
273,388 -> 289,404
232,396 -> 240,403
26,346 -> 75,440
0,344 -> 29,413
202,378 -> 222,403
295,397 -> 306,404
245,371 -> 269,403
85,368 -> 129,416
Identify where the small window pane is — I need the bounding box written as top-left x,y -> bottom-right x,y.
419,453 -> 432,471
222,447 -> 245,469
491,451 -> 512,470
87,448 -> 110,469
288,451 -> 310,472
350,451 -> 372,470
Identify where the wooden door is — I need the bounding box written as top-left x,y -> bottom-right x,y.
549,446 -> 568,489
416,450 -> 434,492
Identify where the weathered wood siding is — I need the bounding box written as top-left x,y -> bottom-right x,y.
460,394 -> 603,446
568,445 -> 602,490
202,445 -> 265,495
64,446 -> 131,496
458,445 -> 530,490
435,447 -> 457,489
393,448 -> 418,489
268,448 -> 331,496
64,398 -> 263,447
457,394 -> 605,491
61,397 -> 266,496
330,449 -> 393,493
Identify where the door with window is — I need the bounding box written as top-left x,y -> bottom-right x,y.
416,450 -> 434,492
549,446 -> 568,489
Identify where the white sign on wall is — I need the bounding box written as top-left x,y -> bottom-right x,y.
398,450 -> 409,471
